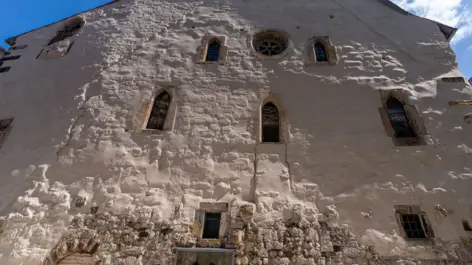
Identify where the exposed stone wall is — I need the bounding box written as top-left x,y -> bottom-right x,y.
40,202 -> 472,265
0,0 -> 472,264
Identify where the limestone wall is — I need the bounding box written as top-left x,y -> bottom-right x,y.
0,0 -> 471,264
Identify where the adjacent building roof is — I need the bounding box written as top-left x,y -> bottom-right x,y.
3,0 -> 458,46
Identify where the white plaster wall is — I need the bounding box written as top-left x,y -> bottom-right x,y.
0,0 -> 471,263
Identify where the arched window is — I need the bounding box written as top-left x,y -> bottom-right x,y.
146,91 -> 171,130
386,97 -> 416,138
262,102 -> 280,142
193,262 -> 200,265
314,42 -> 328,62
206,39 -> 221,62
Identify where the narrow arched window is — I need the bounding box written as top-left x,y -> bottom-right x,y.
146,91 -> 171,130
315,42 -> 328,62
386,97 -> 416,138
262,102 -> 280,142
206,39 -> 221,62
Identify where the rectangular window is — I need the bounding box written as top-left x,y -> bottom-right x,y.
0,67 -> 11,73
401,214 -> 426,238
202,212 -> 221,239
11,45 -> 28,50
441,77 -> 465,83
463,220 -> 472,231
0,55 -> 20,61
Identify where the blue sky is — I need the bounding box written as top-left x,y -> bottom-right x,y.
0,0 -> 471,79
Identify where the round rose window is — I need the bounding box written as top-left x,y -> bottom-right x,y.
252,30 -> 289,56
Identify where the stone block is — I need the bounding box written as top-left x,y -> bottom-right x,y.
200,202 -> 229,212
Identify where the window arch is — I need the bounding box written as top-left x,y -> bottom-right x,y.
146,91 -> 171,130
206,38 -> 221,62
385,97 -> 416,138
262,102 -> 280,142
48,17 -> 85,46
314,42 -> 328,62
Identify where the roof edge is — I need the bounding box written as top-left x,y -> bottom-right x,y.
4,0 -> 118,47
378,0 -> 458,42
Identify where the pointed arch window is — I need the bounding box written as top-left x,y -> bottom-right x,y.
206,39 -> 221,62
262,102 -> 280,142
146,91 -> 171,130
386,97 -> 416,138
314,42 -> 328,62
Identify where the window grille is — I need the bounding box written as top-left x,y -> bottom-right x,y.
386,97 -> 416,138
400,214 -> 426,238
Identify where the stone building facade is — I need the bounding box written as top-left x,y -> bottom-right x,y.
0,0 -> 472,265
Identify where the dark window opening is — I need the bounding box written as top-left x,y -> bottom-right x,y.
11,45 -> 28,50
262,102 -> 280,142
206,39 -> 220,62
401,214 -> 426,238
146,91 -> 171,130
48,20 -> 84,46
463,220 -> 472,231
0,55 -> 20,61
386,97 -> 416,139
202,212 -> 221,239
0,67 -> 11,73
315,42 -> 328,62
194,262 -> 199,265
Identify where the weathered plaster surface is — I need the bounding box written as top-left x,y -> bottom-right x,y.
0,0 -> 471,264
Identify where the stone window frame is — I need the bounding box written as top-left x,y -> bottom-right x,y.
257,93 -> 287,144
193,202 -> 229,246
196,35 -> 228,65
0,118 -> 14,149
37,16 -> 85,60
134,87 -> 177,134
441,77 -> 465,83
305,36 -> 338,66
248,28 -> 293,60
40,231 -> 102,265
394,205 -> 435,239
377,89 -> 429,147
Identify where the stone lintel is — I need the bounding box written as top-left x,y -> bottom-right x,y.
199,202 -> 228,212
465,114 -> 472,124
448,100 -> 472,106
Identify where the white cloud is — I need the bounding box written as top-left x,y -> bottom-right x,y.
391,0 -> 472,43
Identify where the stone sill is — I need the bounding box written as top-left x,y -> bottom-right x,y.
305,60 -> 338,67
392,135 -> 431,147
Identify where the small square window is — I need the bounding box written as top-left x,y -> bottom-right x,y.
202,212 -> 221,239
463,220 -> 472,231
401,214 -> 426,238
